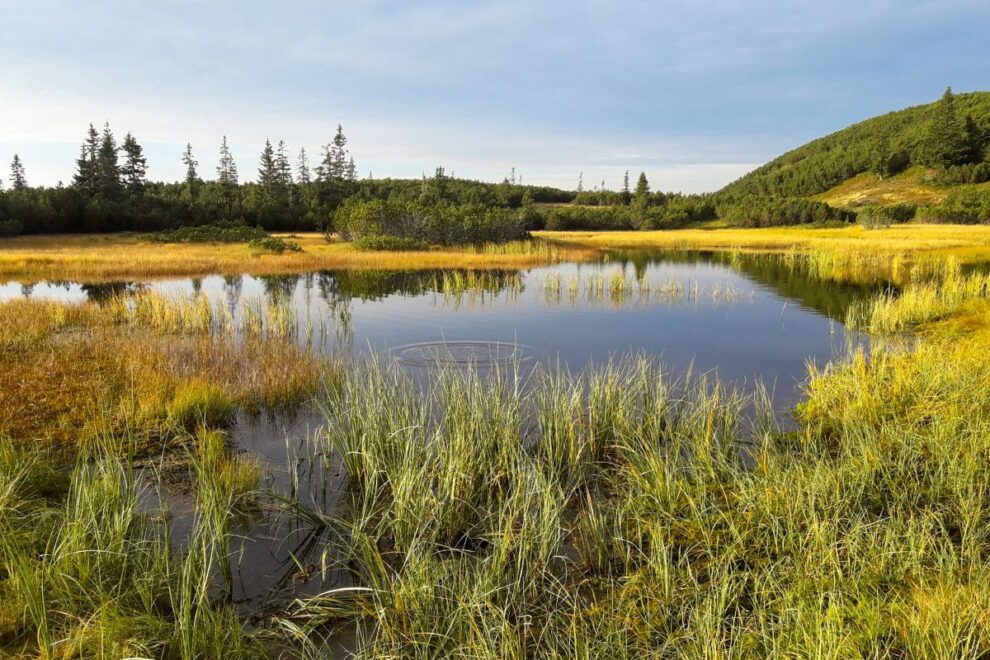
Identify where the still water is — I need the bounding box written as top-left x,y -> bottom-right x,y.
2,250 -> 870,408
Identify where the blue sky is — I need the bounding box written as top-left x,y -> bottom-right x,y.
1,0 -> 987,192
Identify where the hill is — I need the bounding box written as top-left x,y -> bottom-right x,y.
721,90 -> 990,200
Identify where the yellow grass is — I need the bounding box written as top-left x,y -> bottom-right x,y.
0,233 -> 596,284
0,294 -> 330,447
537,224 -> 990,264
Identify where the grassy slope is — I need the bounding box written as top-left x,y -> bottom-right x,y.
814,167 -> 990,209
813,166 -> 948,207
720,91 -> 990,199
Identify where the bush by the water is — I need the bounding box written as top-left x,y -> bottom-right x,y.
857,203 -> 917,228
333,199 -> 529,245
536,198 -> 716,231
247,236 -> 302,254
353,235 -> 430,251
142,223 -> 268,243
716,196 -> 856,227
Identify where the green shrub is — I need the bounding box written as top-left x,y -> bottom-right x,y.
715,196 -> 856,227
353,235 -> 430,251
857,203 -> 917,228
916,187 -> 990,224
536,198 -> 715,231
333,199 -> 529,245
247,236 -> 302,254
142,222 -> 268,243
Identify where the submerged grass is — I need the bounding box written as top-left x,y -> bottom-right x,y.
0,435 -> 266,658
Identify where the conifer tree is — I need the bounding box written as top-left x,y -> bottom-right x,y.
622,170 -> 631,205
296,148 -> 311,184
9,154 -> 27,191
275,140 -> 293,187
577,172 -> 583,193
73,123 -> 101,196
258,138 -> 277,191
217,136 -> 238,186
10,154 -> 27,190
120,133 -> 148,193
927,86 -> 967,168
181,143 -> 199,188
96,123 -> 121,197
633,172 -> 650,207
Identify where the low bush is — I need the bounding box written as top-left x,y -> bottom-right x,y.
857,203 -> 917,228
916,187 -> 990,224
142,223 -> 268,243
333,199 -> 529,245
537,198 -> 715,231
353,235 -> 430,251
716,196 -> 856,227
247,236 -> 302,254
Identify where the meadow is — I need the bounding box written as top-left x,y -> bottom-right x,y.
2,224 -> 990,657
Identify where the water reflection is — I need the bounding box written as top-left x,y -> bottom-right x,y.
0,251 -> 878,408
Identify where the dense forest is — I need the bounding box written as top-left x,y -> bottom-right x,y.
2,89 -> 990,241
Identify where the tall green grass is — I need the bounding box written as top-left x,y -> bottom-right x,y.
269,344 -> 990,656
0,434 -> 263,658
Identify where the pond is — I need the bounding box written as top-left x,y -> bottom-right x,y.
1,250 -> 871,406
1,249 -> 878,626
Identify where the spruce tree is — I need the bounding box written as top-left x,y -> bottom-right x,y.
120,133 -> 148,193
927,86 -> 966,168
633,172 -> 650,207
73,123 -> 101,196
622,170 -> 631,205
181,144 -> 199,188
96,123 -> 121,197
297,148 -> 311,184
258,138 -> 277,191
9,154 -> 27,190
275,140 -> 293,187
217,136 -> 238,186
331,124 -> 348,179
577,172 -> 583,193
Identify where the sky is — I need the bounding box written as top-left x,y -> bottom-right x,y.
1,0 -> 987,193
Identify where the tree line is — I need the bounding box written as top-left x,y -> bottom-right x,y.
0,125 -> 576,236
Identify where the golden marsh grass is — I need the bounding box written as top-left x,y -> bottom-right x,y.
0,233 -> 597,284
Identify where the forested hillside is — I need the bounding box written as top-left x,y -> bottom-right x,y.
722,90 -> 990,198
